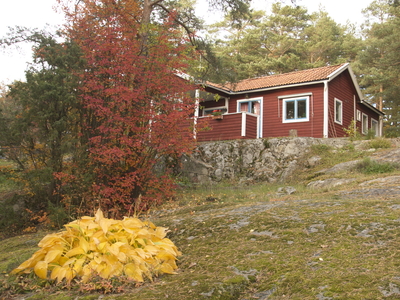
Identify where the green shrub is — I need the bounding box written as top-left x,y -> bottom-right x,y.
368,138 -> 392,149
355,157 -> 396,174
384,127 -> 400,138
365,129 -> 376,140
343,119 -> 362,141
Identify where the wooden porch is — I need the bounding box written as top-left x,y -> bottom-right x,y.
195,112 -> 259,142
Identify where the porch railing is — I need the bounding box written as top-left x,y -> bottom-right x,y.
195,112 -> 259,142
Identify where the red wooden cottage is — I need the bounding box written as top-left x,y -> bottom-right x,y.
193,63 -> 384,142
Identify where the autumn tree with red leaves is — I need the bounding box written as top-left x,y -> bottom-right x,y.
57,0 -> 198,217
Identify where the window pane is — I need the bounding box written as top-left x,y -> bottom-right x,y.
372,121 -> 377,136
286,101 -> 295,119
335,100 -> 342,122
297,99 -> 306,119
253,101 -> 260,115
362,114 -> 368,133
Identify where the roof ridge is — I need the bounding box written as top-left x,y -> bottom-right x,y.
204,63 -> 348,93
238,63 -> 347,83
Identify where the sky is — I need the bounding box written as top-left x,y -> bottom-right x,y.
0,0 -> 371,84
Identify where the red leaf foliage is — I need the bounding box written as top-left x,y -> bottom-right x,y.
59,0 -> 198,217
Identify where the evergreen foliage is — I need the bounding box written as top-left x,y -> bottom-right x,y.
355,0 -> 400,134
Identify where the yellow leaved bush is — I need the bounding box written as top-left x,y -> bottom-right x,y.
11,209 -> 181,284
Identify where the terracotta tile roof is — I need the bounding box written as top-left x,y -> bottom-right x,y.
206,63 -> 348,93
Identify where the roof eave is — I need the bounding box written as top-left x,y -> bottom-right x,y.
361,100 -> 385,116
203,80 -> 328,95
326,63 -> 349,81
202,84 -> 232,94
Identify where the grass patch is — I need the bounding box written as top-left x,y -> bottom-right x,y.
2,144 -> 400,299
355,157 -> 398,174
367,138 -> 393,149
293,142 -> 368,183
4,190 -> 400,299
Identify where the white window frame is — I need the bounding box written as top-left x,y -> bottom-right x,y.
371,118 -> 379,137
237,97 -> 262,115
334,98 -> 343,125
356,110 -> 361,121
362,113 -> 368,134
282,96 -> 310,123
237,97 -> 263,138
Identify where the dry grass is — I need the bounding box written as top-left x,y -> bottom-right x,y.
2,141 -> 400,299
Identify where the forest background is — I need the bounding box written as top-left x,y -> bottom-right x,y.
0,0 -> 399,234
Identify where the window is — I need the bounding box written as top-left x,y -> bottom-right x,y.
237,99 -> 261,115
356,110 -> 361,121
203,107 -> 227,116
362,113 -> 368,134
334,98 -> 343,124
282,96 -> 309,123
371,118 -> 379,136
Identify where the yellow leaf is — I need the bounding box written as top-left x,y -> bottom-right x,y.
73,258 -> 86,275
93,253 -> 103,264
65,268 -> 75,284
34,261 -> 48,279
79,237 -> 90,253
99,218 -> 111,234
95,208 -> 104,223
154,227 -> 167,239
11,257 -> 35,274
134,238 -> 147,247
38,233 -> 63,248
12,250 -> 46,274
156,250 -> 176,261
64,223 -> 83,235
63,257 -> 77,267
135,248 -> 148,259
144,245 -> 159,256
58,256 -> 69,266
117,251 -> 127,262
124,263 -> 144,282
81,264 -> 92,283
98,262 -> 113,279
50,265 -> 62,281
56,266 -> 67,283
97,241 -> 108,252
122,217 -> 144,231
137,229 -> 152,239
65,246 -> 85,258
144,220 -> 157,229
44,249 -> 62,264
159,261 -> 177,274
107,242 -> 124,257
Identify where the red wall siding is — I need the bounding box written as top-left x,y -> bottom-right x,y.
328,71 -> 381,137
196,114 -> 243,142
356,103 -> 381,134
328,71 -> 357,137
227,84 -> 325,138
245,114 -> 258,139
196,113 -> 258,141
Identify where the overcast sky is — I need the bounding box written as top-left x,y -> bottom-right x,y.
0,0 -> 371,84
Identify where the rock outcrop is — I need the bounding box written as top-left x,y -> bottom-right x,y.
180,137 -> 352,184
